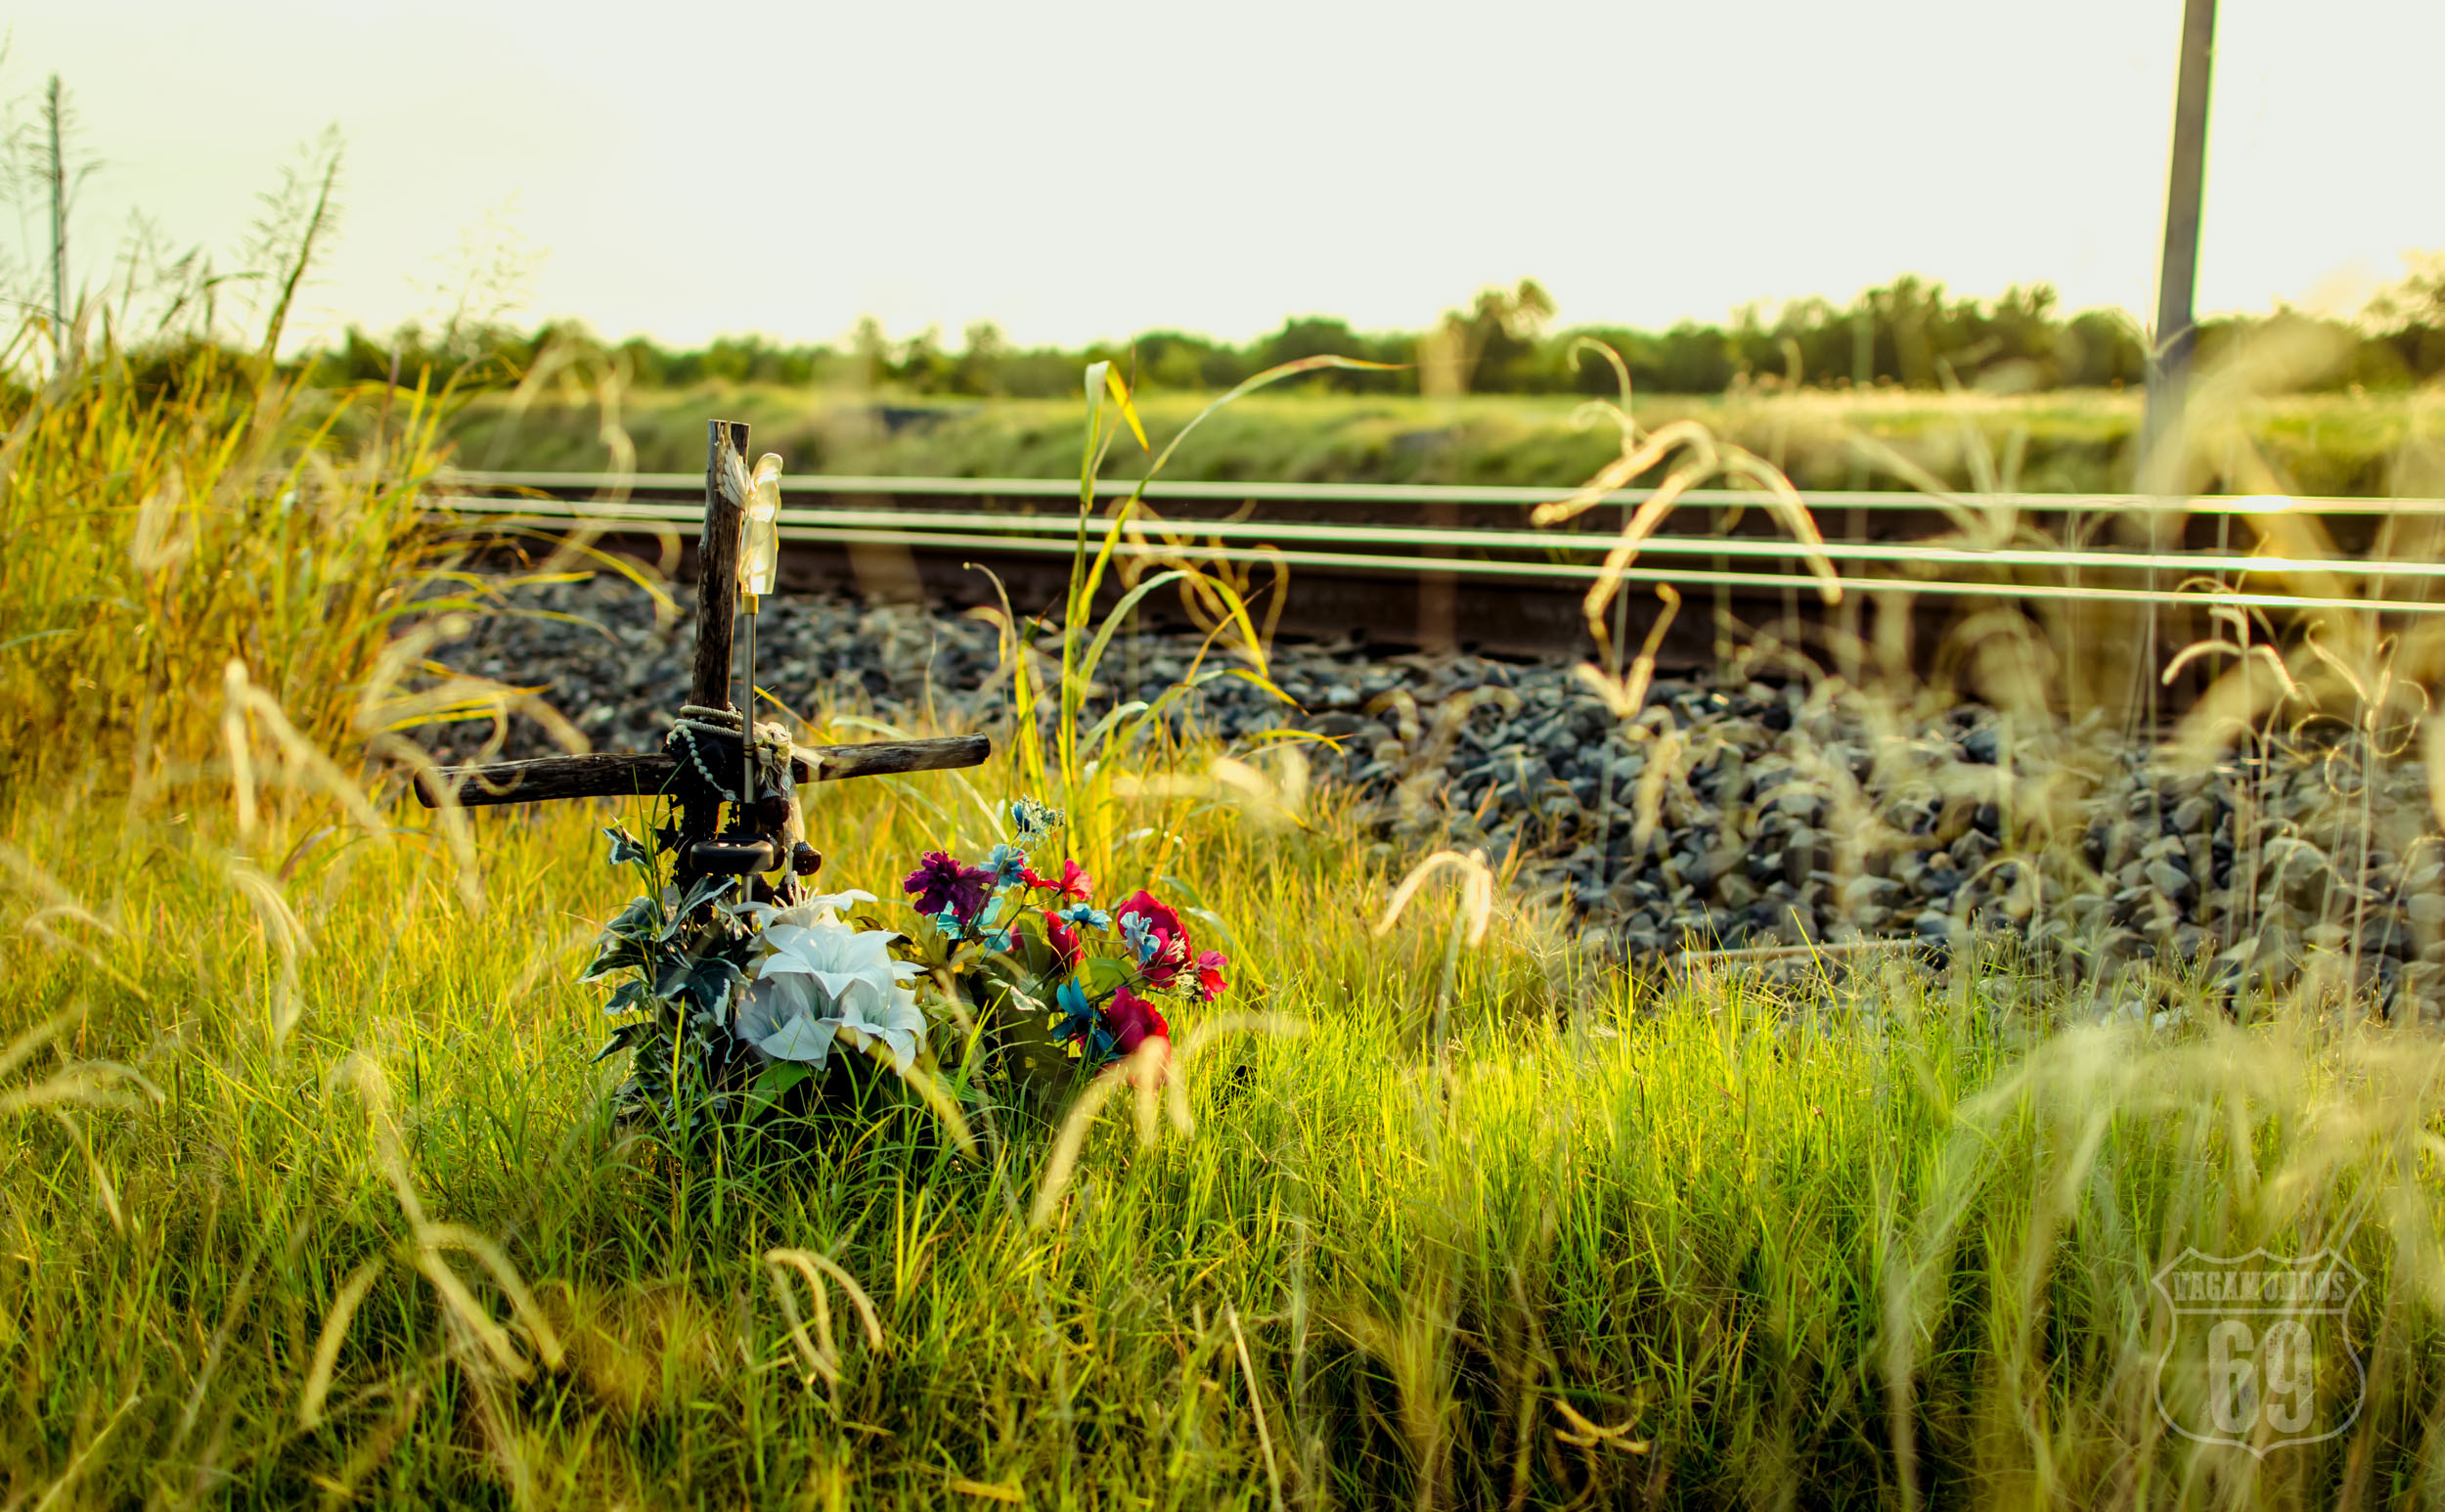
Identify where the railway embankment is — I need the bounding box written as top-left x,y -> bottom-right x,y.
440,574 -> 2441,1014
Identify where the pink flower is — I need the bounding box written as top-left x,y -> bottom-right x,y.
1044,910 -> 1083,969
1021,857 -> 1096,903
1105,985 -> 1171,1055
1192,948 -> 1229,1003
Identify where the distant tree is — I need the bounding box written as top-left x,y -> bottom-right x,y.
955,321 -> 1011,395
1253,317 -> 1398,391
281,270 -> 2416,403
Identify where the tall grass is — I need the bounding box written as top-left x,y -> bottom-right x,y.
9,776 -> 2445,1506
0,321 -> 458,795
7,321 -> 2445,1508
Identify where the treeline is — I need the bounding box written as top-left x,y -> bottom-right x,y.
305,270 -> 2445,399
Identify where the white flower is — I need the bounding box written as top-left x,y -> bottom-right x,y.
740,890 -> 875,932
735,912 -> 925,1072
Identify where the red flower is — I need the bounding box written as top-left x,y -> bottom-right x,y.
1105,985 -> 1171,1055
1021,857 -> 1096,903
1116,889 -> 1192,988
1192,948 -> 1229,1003
1115,889 -> 1182,937
1044,910 -> 1083,969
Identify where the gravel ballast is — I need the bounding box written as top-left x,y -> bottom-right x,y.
432,575 -> 2445,1017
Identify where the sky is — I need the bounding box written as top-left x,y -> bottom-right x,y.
6,0 -> 2441,353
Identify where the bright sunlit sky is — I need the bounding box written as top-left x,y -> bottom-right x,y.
8,0 -> 2442,352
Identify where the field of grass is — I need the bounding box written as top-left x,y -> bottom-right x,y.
18,760 -> 2445,1508
13,329 -> 2445,1508
441,383 -> 2445,499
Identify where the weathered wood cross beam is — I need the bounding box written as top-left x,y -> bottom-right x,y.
415,418 -> 991,891
415,739 -> 990,809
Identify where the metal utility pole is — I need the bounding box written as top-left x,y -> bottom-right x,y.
44,75 -> 67,362
2140,0 -> 2217,491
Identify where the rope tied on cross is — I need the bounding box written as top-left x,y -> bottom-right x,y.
666,704 -> 792,807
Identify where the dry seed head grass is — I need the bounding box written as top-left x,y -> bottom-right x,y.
763,1248 -> 884,1390
1539,339 -> 1840,658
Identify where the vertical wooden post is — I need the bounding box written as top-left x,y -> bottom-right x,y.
692,419 -> 750,710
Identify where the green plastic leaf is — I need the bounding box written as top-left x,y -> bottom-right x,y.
601,894 -> 664,944
902,913 -> 955,971
666,875 -> 737,934
603,826 -> 652,868
601,978 -> 653,1018
592,1020 -> 657,1064
656,953 -> 742,1019
1081,956 -> 1130,997
581,935 -> 655,984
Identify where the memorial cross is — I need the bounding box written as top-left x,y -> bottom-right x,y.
415,419 -> 990,900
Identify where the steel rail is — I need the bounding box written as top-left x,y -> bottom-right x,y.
436,494 -> 2445,589
448,470 -> 2445,518
441,501 -> 2445,618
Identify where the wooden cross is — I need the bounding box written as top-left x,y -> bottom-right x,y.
415,419 -> 991,894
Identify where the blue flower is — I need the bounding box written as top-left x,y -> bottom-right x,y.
1060,901 -> 1113,931
1046,978 -> 1115,1059
1121,912 -> 1159,964
1048,979 -> 1097,1040
984,843 -> 1031,890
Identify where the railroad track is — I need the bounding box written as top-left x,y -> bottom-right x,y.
439,471 -> 2445,660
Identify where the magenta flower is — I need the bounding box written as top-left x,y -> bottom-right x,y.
1105,985 -> 1172,1055
904,851 -> 994,922
1115,890 -> 1192,988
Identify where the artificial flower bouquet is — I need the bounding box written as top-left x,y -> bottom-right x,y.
587,796 -> 1228,1138
883,797 -> 1229,1101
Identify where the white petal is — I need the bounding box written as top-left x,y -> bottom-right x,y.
734,972 -> 815,1043
815,970 -> 886,1014
760,922 -> 822,961
873,1026 -> 916,1073
757,1015 -> 838,1065
802,888 -> 877,916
